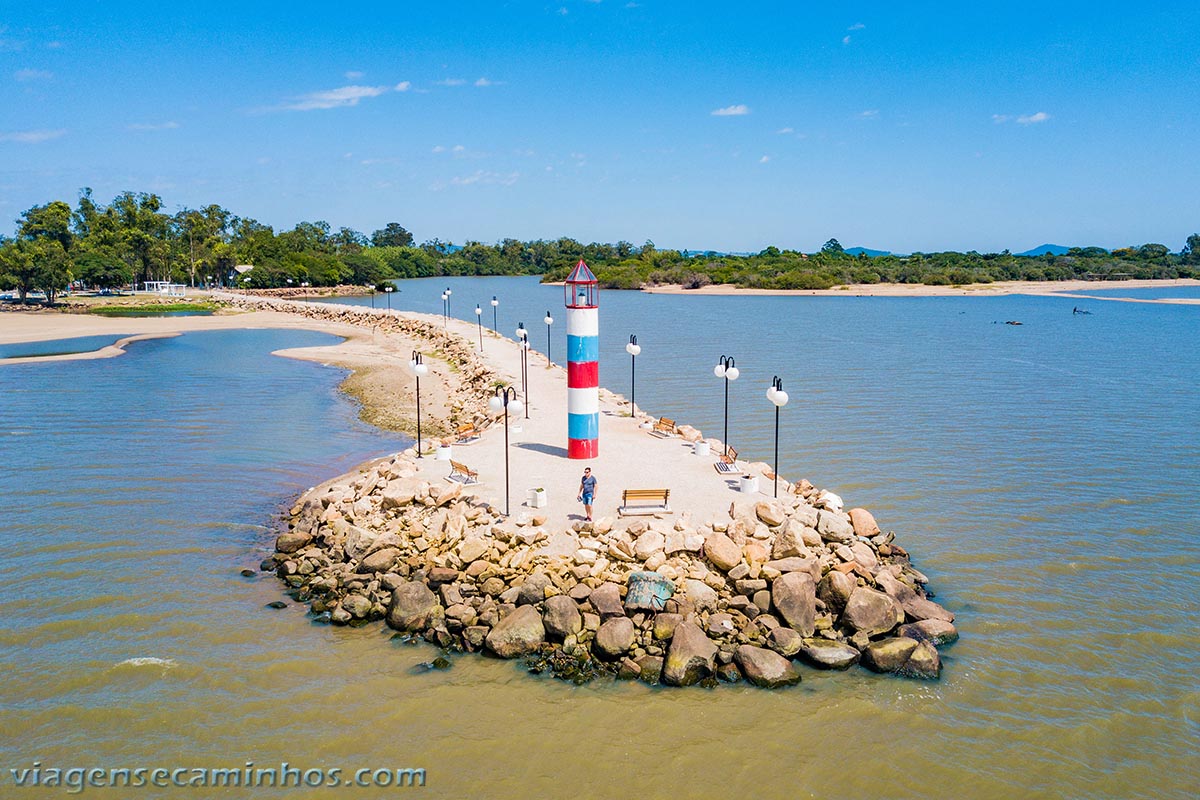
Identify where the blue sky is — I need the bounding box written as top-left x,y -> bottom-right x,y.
2,1 -> 1198,252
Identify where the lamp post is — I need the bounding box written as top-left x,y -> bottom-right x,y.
626,335 -> 641,417
714,355 -> 740,457
490,295 -> 498,332
767,376 -> 789,498
445,287 -> 452,320
384,285 -> 394,312
370,286 -> 376,309
475,304 -> 483,350
543,310 -> 554,364
408,352 -> 429,457
440,291 -> 448,324
516,323 -> 529,419
488,386 -> 524,516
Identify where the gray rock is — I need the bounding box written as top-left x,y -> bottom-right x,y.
636,655 -> 664,685
897,619 -> 959,646
771,572 -> 816,636
860,637 -> 920,673
840,587 -> 904,637
357,547 -> 401,573
898,640 -> 941,679
682,579 -> 719,612
275,530 -> 312,554
734,645 -> 801,688
589,582 -> 625,618
386,581 -> 441,632
594,617 -> 636,658
542,595 -> 582,640
653,612 -> 683,641
798,639 -> 861,670
485,605 -> 546,658
768,627 -> 803,657
517,573 -> 553,606
343,594 -> 372,619
662,622 -> 718,686
816,510 -> 855,543
817,570 -> 856,617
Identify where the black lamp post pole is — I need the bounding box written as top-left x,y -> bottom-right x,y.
412,351 -> 424,458
718,355 -> 736,457
476,306 -> 483,350
491,297 -> 498,332
773,377 -> 781,497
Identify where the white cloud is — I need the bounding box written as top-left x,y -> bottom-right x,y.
776,127 -> 794,134
0,128 -> 66,143
344,70 -> 364,80
280,84 -> 391,111
436,78 -> 466,86
14,68 -> 53,81
127,121 -> 180,131
711,104 -> 750,116
445,170 -> 520,188
474,77 -> 501,87
558,7 -> 569,14
843,35 -> 852,45
45,41 -> 63,49
992,114 -> 1010,124
394,81 -> 411,91
432,145 -> 446,153
848,23 -> 865,31
452,144 -> 465,152
859,109 -> 879,118
759,155 -> 770,163
1017,111 -> 1050,125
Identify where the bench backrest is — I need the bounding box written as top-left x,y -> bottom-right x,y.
457,424 -> 476,434
622,488 -> 670,502
655,417 -> 675,428
722,447 -> 738,461
450,459 -> 475,474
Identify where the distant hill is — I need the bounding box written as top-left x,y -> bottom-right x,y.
845,246 -> 892,257
1017,244 -> 1071,257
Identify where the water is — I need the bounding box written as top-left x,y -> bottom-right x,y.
1061,285 -> 1200,300
2,285 -> 1198,799
0,333 -> 133,360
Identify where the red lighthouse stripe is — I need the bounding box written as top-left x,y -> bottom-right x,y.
568,438 -> 599,459
567,360 -> 598,387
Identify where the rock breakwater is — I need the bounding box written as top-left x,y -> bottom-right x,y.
267,450 -> 957,688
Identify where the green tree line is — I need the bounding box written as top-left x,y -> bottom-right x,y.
2,189 -> 1198,302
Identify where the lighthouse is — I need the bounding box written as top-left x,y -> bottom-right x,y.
565,260 -> 599,459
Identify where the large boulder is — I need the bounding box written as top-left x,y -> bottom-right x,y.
682,579 -> 719,612
848,507 -> 881,538
594,617 -> 636,659
840,587 -> 904,637
897,619 -> 959,646
876,571 -> 955,623
386,581 -> 441,632
542,595 -> 582,640
485,605 -> 546,658
624,571 -> 675,612
703,533 -> 743,572
633,530 -> 666,560
275,530 -> 312,554
816,510 -> 855,543
798,640 -> 861,670
771,572 -> 816,636
755,500 -> 787,527
662,622 -> 718,686
899,640 -> 941,679
517,573 -> 553,606
817,570 -> 856,617
860,637 -> 919,673
589,582 -> 626,618
768,627 -> 803,658
380,478 -> 425,510
357,547 -> 401,573
734,645 -> 801,688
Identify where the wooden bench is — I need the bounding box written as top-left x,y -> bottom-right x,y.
618,488 -> 671,516
648,417 -> 676,438
448,459 -> 479,484
714,446 -> 740,474
454,423 -> 481,445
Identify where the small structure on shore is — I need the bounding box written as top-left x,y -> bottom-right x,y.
565,260 -> 600,459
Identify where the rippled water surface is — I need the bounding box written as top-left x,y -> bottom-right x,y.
2,286 -> 1198,799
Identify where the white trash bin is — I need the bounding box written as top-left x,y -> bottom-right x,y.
739,474 -> 759,494
435,445 -> 453,461
693,440 -> 711,457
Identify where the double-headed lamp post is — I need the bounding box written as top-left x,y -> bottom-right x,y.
543,311 -> 554,364
488,387 -> 524,516
516,323 -> 529,419
440,291 -> 448,324
626,335 -> 641,417
445,287 -> 452,320
408,352 -> 429,457
490,296 -> 499,332
384,285 -> 394,312
714,355 -> 740,457
475,304 -> 483,350
767,376 -> 790,498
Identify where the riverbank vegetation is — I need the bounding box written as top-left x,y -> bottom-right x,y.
2,190 -> 1197,299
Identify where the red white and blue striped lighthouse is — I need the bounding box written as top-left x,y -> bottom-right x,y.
565,260 -> 599,459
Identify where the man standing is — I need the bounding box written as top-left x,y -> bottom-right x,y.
577,467 -> 597,522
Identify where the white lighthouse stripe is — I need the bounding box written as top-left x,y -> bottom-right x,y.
567,388 -> 600,415
565,308 -> 599,337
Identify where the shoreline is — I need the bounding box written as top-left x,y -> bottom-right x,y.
639,277 -> 1200,301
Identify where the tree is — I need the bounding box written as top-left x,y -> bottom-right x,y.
370,222 -> 414,248
821,238 -> 844,254
1137,243 -> 1169,259
17,201 -> 74,252
32,240 -> 72,304
1183,233 -> 1200,264
332,227 -> 368,254
0,240 -> 37,302
75,251 -> 133,289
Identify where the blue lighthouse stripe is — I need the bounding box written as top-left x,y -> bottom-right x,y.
567,412 -> 599,440
567,334 -> 598,362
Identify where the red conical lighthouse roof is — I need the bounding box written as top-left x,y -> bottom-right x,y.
566,259 -> 597,285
